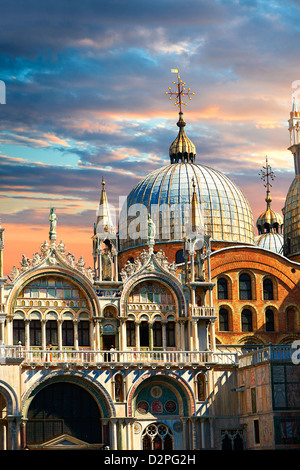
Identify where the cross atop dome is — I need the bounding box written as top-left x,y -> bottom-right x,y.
165,68 -> 195,114
256,156 -> 283,236
259,155 -> 275,210
165,69 -> 196,164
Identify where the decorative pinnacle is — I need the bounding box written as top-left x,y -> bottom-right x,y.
259,155 -> 275,208
259,155 -> 275,191
165,68 -> 195,114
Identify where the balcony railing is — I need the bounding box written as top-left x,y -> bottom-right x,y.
0,345 -> 23,363
0,346 -> 238,366
238,345 -> 292,367
3,345 -> 292,367
191,306 -> 216,317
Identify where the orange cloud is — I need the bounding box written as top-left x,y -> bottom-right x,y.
2,223 -> 93,276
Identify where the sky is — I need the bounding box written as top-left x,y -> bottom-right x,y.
0,0 -> 299,275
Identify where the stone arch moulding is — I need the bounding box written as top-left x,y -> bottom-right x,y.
210,247 -> 298,292
237,334 -> 266,345
127,370 -> 195,417
0,380 -> 20,416
7,267 -> 100,318
119,272 -> 187,319
21,370 -> 116,420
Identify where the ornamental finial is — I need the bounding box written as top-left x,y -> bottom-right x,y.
165,68 -> 195,115
259,155 -> 275,209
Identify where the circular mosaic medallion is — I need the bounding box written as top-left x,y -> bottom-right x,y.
150,386 -> 162,398
165,400 -> 177,413
173,421 -> 183,433
137,401 -> 149,414
133,422 -> 142,434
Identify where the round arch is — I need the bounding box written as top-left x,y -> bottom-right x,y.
237,335 -> 266,345
0,380 -> 20,416
120,273 -> 187,319
127,371 -> 195,418
22,370 -> 115,420
7,268 -> 100,319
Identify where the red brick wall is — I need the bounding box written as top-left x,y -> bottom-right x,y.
210,246 -> 300,345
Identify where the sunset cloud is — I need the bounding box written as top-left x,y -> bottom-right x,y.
0,0 -> 299,274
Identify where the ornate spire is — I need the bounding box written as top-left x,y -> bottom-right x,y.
259,155 -> 275,210
256,156 -> 283,234
191,177 -> 201,233
288,90 -> 300,176
96,177 -> 116,237
165,69 -> 196,163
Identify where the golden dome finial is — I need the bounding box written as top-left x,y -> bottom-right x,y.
165,68 -> 195,115
166,70 -> 196,164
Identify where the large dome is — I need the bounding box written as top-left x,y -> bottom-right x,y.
283,177 -> 300,257
119,162 -> 255,251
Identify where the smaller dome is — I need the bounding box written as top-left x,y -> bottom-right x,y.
256,207 -> 283,234
255,232 -> 283,254
256,184 -> 283,235
169,112 -> 196,163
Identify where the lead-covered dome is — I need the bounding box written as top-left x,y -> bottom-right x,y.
119,162 -> 255,251
119,108 -> 255,252
283,177 -> 300,257
255,232 -> 283,253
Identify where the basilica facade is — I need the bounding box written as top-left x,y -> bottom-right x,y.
0,78 -> 300,451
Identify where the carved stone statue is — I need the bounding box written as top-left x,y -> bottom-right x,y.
147,213 -> 156,242
49,208 -> 57,242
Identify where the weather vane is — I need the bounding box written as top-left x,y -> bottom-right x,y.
259,155 -> 275,192
165,68 -> 195,113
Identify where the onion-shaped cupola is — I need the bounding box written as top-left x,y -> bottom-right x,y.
169,112 -> 196,163
255,156 -> 283,253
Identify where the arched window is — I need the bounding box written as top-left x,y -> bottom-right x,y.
62,320 -> 74,346
126,321 -> 136,347
13,319 -> 25,345
46,320 -> 58,346
265,309 -> 275,332
114,374 -> 124,402
241,309 -> 253,332
78,320 -> 90,347
142,423 -> 173,451
153,321 -> 162,348
166,322 -> 175,347
175,249 -> 185,264
263,278 -> 273,300
196,373 -> 206,401
30,320 -> 42,346
26,382 -> 102,445
219,308 -> 229,331
140,321 -> 149,347
217,278 -> 228,300
239,274 -> 252,300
